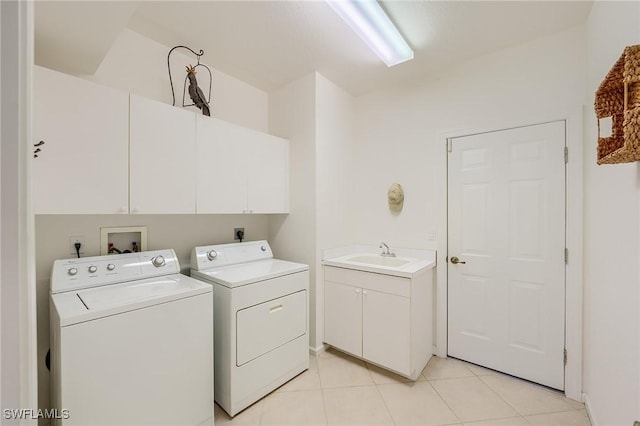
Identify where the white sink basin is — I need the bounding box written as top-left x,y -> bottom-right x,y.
344,255 -> 413,268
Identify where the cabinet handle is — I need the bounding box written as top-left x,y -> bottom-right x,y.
363,290 -> 368,296
269,304 -> 283,313
355,289 -> 361,294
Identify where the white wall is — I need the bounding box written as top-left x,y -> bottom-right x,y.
268,73 -> 319,347
88,28 -> 269,133
351,25 -> 587,251
582,2 -> 640,425
314,74 -> 354,350
34,27 -> 273,413
1,0 -> 38,416
268,72 -> 354,351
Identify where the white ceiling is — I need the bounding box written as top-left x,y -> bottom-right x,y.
35,1 -> 593,96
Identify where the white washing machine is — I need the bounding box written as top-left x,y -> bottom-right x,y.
50,249 -> 214,426
190,240 -> 309,417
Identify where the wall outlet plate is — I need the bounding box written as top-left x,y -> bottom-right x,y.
69,236 -> 86,256
234,227 -> 245,241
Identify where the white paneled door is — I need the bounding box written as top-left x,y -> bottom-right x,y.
447,121 -> 566,390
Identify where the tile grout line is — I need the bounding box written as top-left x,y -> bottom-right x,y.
425,377 -> 464,425
372,380 -> 398,426
427,364 -> 527,424
313,355 -> 330,426
477,374 -> 586,418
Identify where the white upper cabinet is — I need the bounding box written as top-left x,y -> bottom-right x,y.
246,131 -> 289,213
33,66 -> 129,214
196,117 -> 248,213
33,70 -> 287,215
129,95 -> 197,214
196,116 -> 289,214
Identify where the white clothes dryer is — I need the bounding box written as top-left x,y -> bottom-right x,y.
50,249 -> 213,426
190,240 -> 309,417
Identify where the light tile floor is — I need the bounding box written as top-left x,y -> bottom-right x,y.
214,348 -> 590,426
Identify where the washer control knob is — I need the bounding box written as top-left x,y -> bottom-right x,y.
152,255 -> 166,267
68,267 -> 78,276
88,265 -> 98,273
106,263 -> 116,271
261,246 -> 267,252
207,250 -> 218,261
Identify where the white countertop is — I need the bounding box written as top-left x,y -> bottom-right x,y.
322,245 -> 436,278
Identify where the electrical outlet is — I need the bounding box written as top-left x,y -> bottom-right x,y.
234,228 -> 245,241
69,236 -> 86,256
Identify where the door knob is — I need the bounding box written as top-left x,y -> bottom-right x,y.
450,256 -> 466,264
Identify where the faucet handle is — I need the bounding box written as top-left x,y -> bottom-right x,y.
379,242 -> 390,255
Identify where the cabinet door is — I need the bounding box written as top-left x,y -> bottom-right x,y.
324,280 -> 362,357
129,95 -> 196,214
246,132 -> 289,213
196,116 -> 248,213
363,290 -> 411,375
33,66 -> 129,214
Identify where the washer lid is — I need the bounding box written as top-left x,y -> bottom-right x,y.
191,259 -> 308,288
51,274 -> 212,326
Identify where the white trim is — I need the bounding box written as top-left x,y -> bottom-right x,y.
436,108 -> 584,400
309,343 -> 328,357
583,393 -> 598,426
564,108 -> 584,401
20,0 -> 38,415
1,0 -> 37,417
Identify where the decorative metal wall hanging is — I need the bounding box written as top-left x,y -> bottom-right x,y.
167,45 -> 212,116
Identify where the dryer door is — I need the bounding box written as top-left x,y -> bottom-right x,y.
236,289 -> 307,366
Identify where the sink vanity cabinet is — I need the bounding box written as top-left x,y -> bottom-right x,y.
323,251 -> 435,380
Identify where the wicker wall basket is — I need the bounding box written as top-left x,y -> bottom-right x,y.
595,44 -> 640,165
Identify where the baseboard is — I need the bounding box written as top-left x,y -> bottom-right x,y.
583,393 -> 598,426
309,343 -> 327,357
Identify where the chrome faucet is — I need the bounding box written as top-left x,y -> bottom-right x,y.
379,242 -> 396,257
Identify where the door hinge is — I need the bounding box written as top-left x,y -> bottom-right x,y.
447,139 -> 453,153
563,348 -> 568,366
564,248 -> 569,264
564,146 -> 569,163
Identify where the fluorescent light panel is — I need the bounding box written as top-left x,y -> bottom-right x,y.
326,0 -> 413,67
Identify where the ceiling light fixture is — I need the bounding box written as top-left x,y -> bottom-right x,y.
326,0 -> 414,67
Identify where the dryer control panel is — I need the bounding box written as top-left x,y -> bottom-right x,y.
191,240 -> 273,271
51,249 -> 179,294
